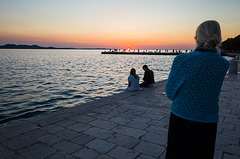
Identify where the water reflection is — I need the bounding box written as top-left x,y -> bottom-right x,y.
0,49 -> 175,127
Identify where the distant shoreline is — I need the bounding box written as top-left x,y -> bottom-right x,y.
0,44 -> 109,50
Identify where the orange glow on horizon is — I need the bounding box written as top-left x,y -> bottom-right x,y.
0,1 -> 239,50
0,31 -> 196,49
0,25 -> 235,50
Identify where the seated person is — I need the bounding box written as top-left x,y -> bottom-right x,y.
140,65 -> 155,87
125,68 -> 140,92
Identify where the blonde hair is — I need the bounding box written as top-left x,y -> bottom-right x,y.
195,20 -> 222,49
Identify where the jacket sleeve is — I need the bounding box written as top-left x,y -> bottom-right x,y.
143,71 -> 148,81
165,55 -> 186,100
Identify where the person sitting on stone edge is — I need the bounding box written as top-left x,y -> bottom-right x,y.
140,65 -> 155,87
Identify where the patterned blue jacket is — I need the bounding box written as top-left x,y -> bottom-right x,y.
165,47 -> 230,123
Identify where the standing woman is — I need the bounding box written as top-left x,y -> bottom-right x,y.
125,68 -> 140,91
165,20 -> 230,159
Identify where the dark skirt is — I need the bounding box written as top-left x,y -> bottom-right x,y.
165,113 -> 217,159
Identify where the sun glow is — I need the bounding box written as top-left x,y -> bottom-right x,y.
124,44 -> 133,51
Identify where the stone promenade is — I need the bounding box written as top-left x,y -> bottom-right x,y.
0,67 -> 239,159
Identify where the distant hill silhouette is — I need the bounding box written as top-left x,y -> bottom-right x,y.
221,34 -> 240,50
0,44 -> 108,50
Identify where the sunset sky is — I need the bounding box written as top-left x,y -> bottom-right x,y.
0,0 -> 239,49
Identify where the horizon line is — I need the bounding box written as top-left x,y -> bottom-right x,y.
0,43 -> 195,50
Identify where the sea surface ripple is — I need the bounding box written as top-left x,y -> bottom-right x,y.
0,49 -> 175,127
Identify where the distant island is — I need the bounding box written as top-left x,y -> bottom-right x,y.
0,44 -> 109,50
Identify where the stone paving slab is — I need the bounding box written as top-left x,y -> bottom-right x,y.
0,65 -> 239,159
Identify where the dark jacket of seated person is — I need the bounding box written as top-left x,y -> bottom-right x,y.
140,65 -> 155,87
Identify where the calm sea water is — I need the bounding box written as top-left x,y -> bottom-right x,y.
0,49 -> 176,127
